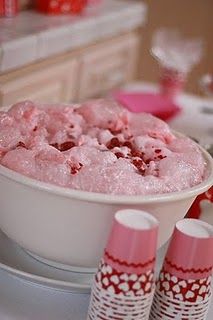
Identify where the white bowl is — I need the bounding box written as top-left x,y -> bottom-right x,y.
0,142 -> 212,272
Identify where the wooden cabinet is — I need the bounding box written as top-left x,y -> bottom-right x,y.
78,33 -> 140,100
0,32 -> 140,107
0,59 -> 79,106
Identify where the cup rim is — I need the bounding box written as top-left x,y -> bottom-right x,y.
115,209 -> 159,230
176,218 -> 213,238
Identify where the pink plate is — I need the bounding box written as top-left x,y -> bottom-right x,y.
112,91 -> 181,121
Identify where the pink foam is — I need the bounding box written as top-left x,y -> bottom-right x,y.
128,112 -> 174,143
77,98 -> 128,131
0,100 -> 207,195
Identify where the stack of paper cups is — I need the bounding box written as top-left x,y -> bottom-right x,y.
87,209 -> 159,320
150,219 -> 213,320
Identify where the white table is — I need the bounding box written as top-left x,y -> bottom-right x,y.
0,83 -> 212,319
0,244 -> 212,320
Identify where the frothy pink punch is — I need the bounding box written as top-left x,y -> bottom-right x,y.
0,99 -> 206,195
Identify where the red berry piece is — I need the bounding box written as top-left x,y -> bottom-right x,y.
70,167 -> 78,174
158,155 -> 167,160
50,143 -> 59,150
107,137 -> 121,149
123,141 -> 133,150
131,150 -> 143,158
69,162 -> 83,175
144,158 -> 152,164
17,141 -> 27,149
154,149 -> 161,154
132,158 -> 143,168
115,152 -> 124,159
132,158 -> 146,176
59,141 -> 76,152
138,168 -> 146,175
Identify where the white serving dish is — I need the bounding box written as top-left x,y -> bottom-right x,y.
0,105 -> 213,271
0,141 -> 212,271
0,229 -> 92,293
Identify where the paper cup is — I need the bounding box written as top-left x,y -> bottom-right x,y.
158,219 -> 213,303
87,209 -> 159,320
151,218 -> 213,320
163,219 -> 213,279
104,209 -> 158,275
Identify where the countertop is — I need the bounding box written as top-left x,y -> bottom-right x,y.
0,0 -> 147,73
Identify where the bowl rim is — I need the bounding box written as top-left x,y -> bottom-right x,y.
0,143 -> 212,205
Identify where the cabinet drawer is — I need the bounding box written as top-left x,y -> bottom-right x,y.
0,59 -> 78,107
78,33 -> 140,100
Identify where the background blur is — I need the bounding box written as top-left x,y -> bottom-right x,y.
18,0 -> 213,94
139,0 -> 213,94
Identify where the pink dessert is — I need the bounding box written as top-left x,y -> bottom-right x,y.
0,99 -> 206,195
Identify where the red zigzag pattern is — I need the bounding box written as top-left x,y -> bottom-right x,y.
165,257 -> 212,273
104,249 -> 155,268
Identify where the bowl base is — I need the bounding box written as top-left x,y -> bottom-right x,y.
24,249 -> 97,274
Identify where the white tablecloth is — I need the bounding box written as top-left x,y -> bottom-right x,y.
0,83 -> 212,319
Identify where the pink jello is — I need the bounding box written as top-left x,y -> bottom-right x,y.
0,99 -> 206,195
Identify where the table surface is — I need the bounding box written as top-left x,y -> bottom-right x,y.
0,83 -> 212,319
0,243 -> 212,320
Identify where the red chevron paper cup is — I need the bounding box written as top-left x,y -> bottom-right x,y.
156,219 -> 213,303
104,209 -> 158,275
163,219 -> 213,281
97,209 -> 159,297
87,209 -> 159,320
